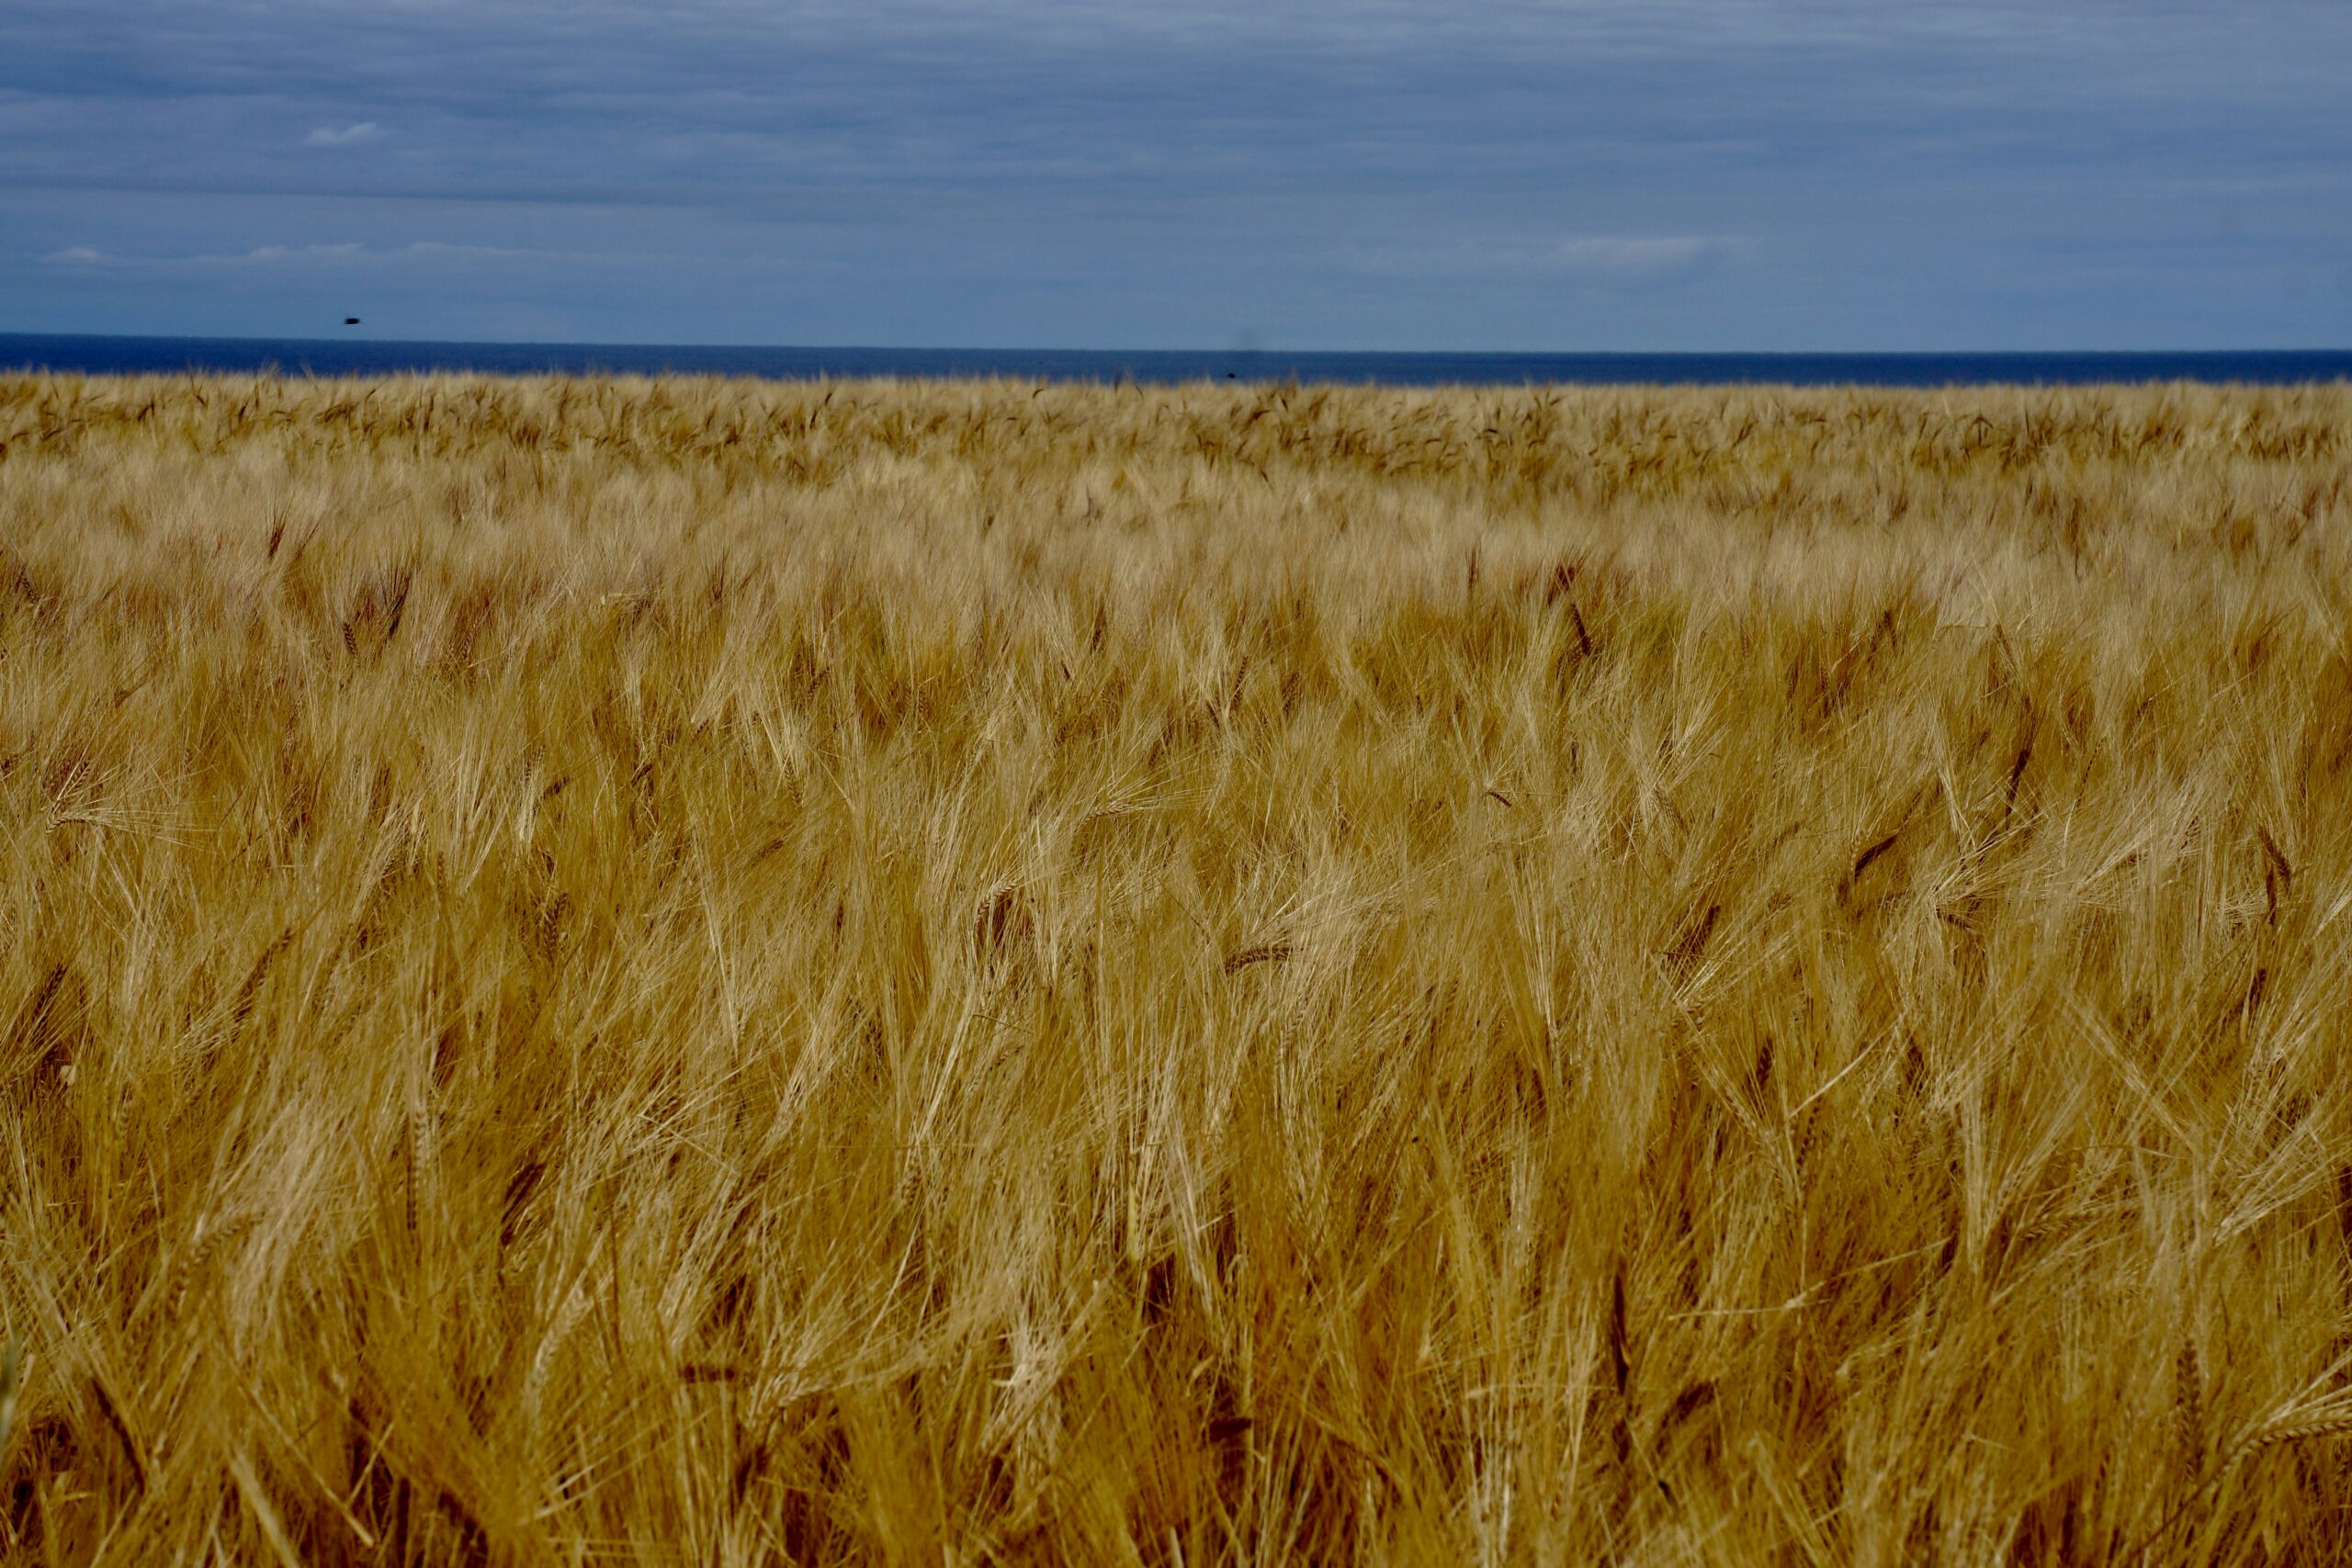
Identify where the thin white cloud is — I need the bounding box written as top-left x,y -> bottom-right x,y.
37,240 -> 650,271
239,243 -> 366,263
304,121 -> 383,147
1344,235 -> 1749,281
41,242 -> 379,268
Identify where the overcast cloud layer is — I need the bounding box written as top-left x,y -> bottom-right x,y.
4,1 -> 2348,349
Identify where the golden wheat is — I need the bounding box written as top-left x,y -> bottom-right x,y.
2,371 -> 2350,1562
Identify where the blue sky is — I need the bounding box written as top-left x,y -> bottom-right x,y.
3,1 -> 2348,350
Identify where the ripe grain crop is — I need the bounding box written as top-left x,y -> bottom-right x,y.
2,372 -> 2351,1562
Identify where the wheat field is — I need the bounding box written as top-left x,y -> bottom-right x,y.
1,372 -> 2349,1563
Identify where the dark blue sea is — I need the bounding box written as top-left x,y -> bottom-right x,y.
4,333 -> 2350,389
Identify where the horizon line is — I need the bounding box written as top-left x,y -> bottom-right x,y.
6,330 -> 2352,361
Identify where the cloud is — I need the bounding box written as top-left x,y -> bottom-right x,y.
303,121 -> 382,147
41,242 -> 382,269
238,242 -> 365,262
35,240 -> 640,272
6,0 -> 2350,347
1344,236 -> 1750,282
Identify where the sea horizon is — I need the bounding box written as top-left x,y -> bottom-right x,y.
6,331 -> 2351,389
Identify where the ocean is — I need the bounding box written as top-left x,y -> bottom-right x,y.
4,333 -> 2350,389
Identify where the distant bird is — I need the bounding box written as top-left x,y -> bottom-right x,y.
344,317 -> 360,326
